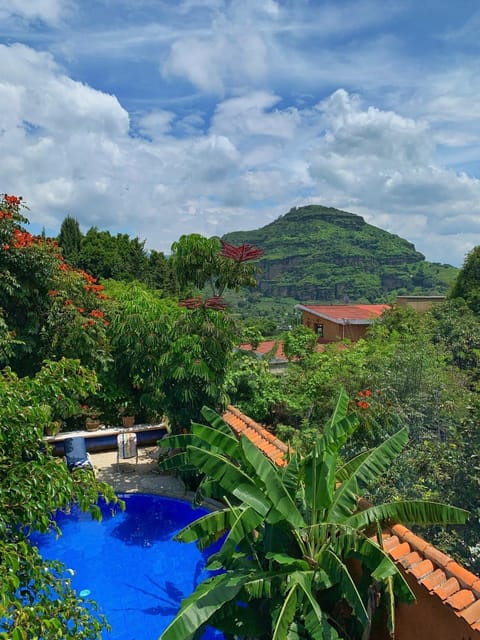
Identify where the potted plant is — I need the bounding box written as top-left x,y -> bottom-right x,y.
82,405 -> 102,431
118,400 -> 136,428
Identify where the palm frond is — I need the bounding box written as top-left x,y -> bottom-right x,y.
319,549 -> 369,629
175,508 -> 231,547
347,500 -> 469,530
272,583 -> 298,640
159,572 -> 248,640
336,450 -> 371,483
327,429 -> 409,523
201,406 -> 236,435
190,422 -> 241,458
240,437 -> 306,527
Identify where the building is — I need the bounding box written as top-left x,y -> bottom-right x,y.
396,295 -> 446,312
295,303 -> 391,343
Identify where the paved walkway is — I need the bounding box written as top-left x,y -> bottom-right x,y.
90,445 -> 189,499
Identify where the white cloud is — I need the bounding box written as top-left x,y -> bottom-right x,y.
0,0 -> 74,26
1,38 -> 480,266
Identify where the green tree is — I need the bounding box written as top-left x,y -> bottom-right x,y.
0,359 -> 120,638
158,391 -> 467,640
450,245 -> 480,312
283,324 -> 318,361
158,305 -> 238,432
77,228 -> 149,282
58,215 -> 82,265
98,280 -> 180,422
171,234 -> 259,298
0,195 -> 109,375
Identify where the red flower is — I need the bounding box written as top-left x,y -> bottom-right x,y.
77,307 -> 84,314
356,400 -> 370,410
365,389 -> 372,397
4,194 -> 21,206
220,241 -> 263,262
48,290 -> 59,296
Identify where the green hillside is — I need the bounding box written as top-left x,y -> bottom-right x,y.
223,204 -> 457,303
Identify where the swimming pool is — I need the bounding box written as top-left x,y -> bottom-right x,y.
32,493 -> 224,640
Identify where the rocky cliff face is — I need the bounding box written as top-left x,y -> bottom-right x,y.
223,204 -> 457,302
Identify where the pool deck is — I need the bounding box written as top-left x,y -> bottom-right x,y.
90,446 -> 189,499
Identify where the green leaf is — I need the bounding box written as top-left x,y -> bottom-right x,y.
159,572 -> 248,640
191,422 -> 240,458
240,437 -> 305,527
325,387 -> 350,432
201,406 -> 234,435
213,506 -> 265,563
346,500 -> 469,530
320,549 -> 369,629
328,428 -> 409,523
187,446 -> 273,517
272,583 -> 298,640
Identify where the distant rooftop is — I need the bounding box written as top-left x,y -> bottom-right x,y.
296,303 -> 390,325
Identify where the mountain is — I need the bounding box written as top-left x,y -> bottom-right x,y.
222,205 -> 457,303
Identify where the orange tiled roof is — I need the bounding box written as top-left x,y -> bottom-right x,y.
222,405 -> 480,634
223,405 -> 289,467
297,303 -> 390,324
239,340 -> 288,361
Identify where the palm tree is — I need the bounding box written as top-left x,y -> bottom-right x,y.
158,389 -> 468,639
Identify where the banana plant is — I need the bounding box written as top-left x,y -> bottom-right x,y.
158,390 -> 468,640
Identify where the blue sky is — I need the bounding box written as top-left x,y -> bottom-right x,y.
1,0 -> 479,266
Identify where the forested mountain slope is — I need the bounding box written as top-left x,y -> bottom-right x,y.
223,205 -> 457,302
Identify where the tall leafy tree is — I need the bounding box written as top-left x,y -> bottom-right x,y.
0,195 -> 109,374
58,215 -> 82,265
159,234 -> 263,432
158,391 -> 468,640
450,245 -> 480,312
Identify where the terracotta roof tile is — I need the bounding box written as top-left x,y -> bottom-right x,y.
447,589 -> 475,611
434,577 -> 461,600
388,542 -> 411,560
458,600 -> 480,625
398,550 -> 423,569
421,568 -> 448,591
221,406 -> 480,634
409,559 -> 435,579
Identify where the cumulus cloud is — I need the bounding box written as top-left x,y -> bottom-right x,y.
1,39 -> 480,266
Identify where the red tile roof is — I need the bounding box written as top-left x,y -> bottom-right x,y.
222,405 -> 480,635
223,405 -> 289,467
239,340 -> 288,361
297,303 -> 390,324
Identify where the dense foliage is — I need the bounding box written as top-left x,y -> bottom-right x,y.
157,395 -> 467,640
0,358 -> 120,639
228,302 -> 480,574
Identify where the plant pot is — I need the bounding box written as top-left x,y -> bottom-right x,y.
86,419 -> 101,431
122,415 -> 135,428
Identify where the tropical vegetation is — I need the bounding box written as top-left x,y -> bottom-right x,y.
1,190 -> 479,638
157,393 -> 468,640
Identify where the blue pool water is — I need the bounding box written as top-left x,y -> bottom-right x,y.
32,493 -> 224,640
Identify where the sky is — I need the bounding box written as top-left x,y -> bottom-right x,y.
1,1 -> 479,266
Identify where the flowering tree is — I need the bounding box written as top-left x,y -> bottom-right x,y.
0,194 -> 109,374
